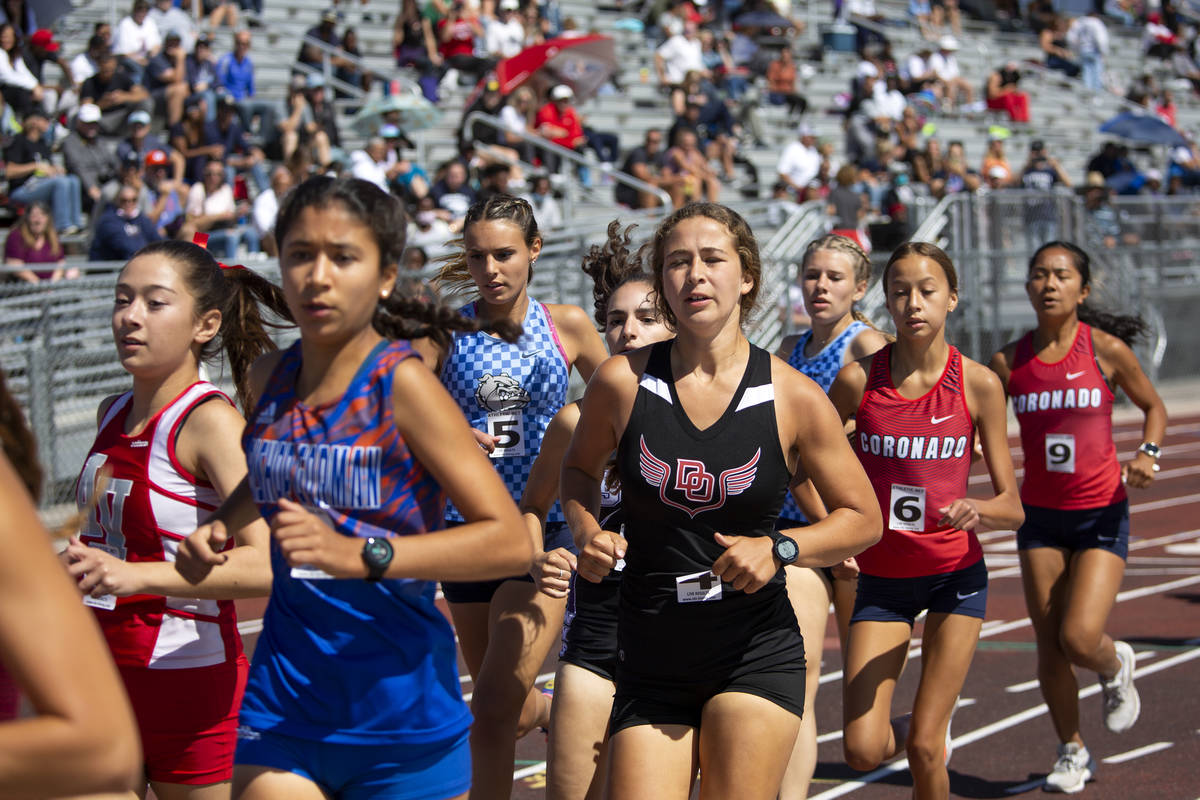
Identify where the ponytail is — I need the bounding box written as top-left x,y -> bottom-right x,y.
1029,241 -> 1146,347
581,220 -> 652,328
0,367 -> 42,502
374,284 -> 522,346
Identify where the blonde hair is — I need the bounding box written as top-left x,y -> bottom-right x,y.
800,233 -> 880,327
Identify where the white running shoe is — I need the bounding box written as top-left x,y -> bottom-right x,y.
1100,640 -> 1141,733
1044,742 -> 1095,793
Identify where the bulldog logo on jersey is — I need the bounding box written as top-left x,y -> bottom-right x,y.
475,373 -> 531,412
638,435 -> 760,518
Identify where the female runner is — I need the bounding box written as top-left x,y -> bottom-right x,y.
523,221 -> 674,800
182,176 -> 532,800
64,239 -> 285,800
429,194 -> 607,799
830,241 -> 1024,800
561,203 -> 882,800
989,241 -> 1166,794
773,233 -> 888,799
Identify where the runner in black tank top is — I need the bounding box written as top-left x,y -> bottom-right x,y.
561,204 -> 881,800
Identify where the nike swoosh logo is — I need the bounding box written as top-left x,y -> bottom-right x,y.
956,590 -> 980,600
931,415 -> 953,425
521,349 -> 541,359
1066,370 -> 1085,380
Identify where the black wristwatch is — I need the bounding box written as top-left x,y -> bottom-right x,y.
767,531 -> 799,566
361,536 -> 394,581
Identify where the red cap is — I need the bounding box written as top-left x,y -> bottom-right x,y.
144,149 -> 169,167
30,29 -> 59,52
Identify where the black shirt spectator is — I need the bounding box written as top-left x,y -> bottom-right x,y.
615,142 -> 664,207
170,95 -> 224,183
3,128 -> 50,190
297,10 -> 340,71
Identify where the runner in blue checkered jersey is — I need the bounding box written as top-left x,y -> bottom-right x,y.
422,194 -> 608,800
772,234 -> 888,800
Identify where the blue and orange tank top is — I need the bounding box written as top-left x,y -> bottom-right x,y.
854,344 -> 979,578
440,299 -> 570,523
240,339 -> 469,745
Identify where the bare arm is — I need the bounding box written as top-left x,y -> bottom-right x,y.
1094,329 -> 1168,489
955,360 -> 1024,531
520,402 -> 582,597
548,302 -> 609,383
0,454 -> 140,798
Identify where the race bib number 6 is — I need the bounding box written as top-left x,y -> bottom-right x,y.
487,411 -> 525,458
1045,433 -> 1075,474
889,483 -> 927,532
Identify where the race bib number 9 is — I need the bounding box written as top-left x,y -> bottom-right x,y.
1045,433 -> 1075,474
889,483 -> 927,532
487,411 -> 525,458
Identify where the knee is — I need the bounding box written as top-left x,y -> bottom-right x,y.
1059,627 -> 1102,664
469,682 -> 526,732
904,726 -> 944,773
843,729 -> 885,772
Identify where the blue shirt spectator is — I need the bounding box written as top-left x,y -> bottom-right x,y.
216,30 -> 255,99
89,193 -> 164,261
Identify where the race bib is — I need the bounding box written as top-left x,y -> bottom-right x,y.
82,543 -> 121,610
1045,433 -> 1075,474
487,411 -> 525,458
676,570 -> 723,603
889,483 -> 927,532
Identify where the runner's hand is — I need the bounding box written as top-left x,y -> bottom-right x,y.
831,556 -> 860,581
577,528 -> 626,584
1121,453 -> 1157,489
471,427 -> 498,453
711,532 -> 777,594
64,539 -> 142,597
176,521 -> 230,584
532,547 -> 577,599
938,498 -> 980,531
272,498 -> 361,577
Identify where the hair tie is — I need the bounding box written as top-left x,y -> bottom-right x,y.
220,261 -> 247,271
192,231 -> 247,271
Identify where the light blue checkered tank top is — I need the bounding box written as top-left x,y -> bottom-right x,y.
779,320 -> 868,524
440,299 -> 571,523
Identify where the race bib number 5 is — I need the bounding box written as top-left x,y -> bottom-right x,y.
487,411 -> 525,458
1045,433 -> 1075,474
889,483 -> 926,532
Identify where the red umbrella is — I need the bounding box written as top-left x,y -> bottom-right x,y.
495,35 -> 617,102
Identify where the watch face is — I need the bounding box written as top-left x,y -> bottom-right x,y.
364,538 -> 392,565
776,538 -> 799,562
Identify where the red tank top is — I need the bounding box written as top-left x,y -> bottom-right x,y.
1008,323 -> 1125,510
854,344 -> 980,578
75,382 -> 241,669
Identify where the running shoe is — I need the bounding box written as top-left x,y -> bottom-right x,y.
1043,742 -> 1095,794
1100,640 -> 1140,733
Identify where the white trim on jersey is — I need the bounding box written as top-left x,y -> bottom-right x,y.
735,383 -> 774,412
639,374 -> 673,405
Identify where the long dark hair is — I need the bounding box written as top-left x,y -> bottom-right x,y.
0,367 -> 42,502
1028,241 -> 1146,346
581,220 -> 655,329
437,193 -> 542,301
130,240 -> 293,412
277,176 -> 521,345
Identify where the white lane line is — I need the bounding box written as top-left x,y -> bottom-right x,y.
238,618 -> 263,635
1101,742 -> 1174,764
809,648 -> 1200,799
1006,651 -> 1158,693
1004,777 -> 1046,794
1131,492 -> 1200,513
514,761 -> 547,780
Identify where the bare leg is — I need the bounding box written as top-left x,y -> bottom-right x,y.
697,692 -> 801,800
607,723 -> 697,800
842,619 -> 912,771
779,567 -> 833,799
546,663 -> 615,800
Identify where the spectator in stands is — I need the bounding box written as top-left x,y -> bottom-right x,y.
89,184 -> 163,261
253,164 -> 292,256
186,157 -> 257,259
303,73 -> 342,151
217,30 -> 277,138
1156,89 -> 1177,128
765,47 -> 808,119
669,96 -> 737,183
297,9 -> 341,74
141,148 -> 190,240
826,163 -> 868,231
662,126 -> 719,204
496,85 -> 537,165
931,0 -> 961,36
0,0 -> 33,39
523,173 -> 563,229
0,22 -> 49,117
214,93 -> 268,193
334,27 -> 371,105
656,20 -> 707,114
187,35 -> 219,119
1080,170 -> 1137,248
1067,9 -> 1108,92
25,29 -> 75,119
1167,135 -> 1200,189
351,135 -> 404,191
698,28 -> 748,100
149,0 -> 197,53
116,109 -> 182,180
402,245 -> 428,272
487,0 -> 526,59
1040,14 -> 1080,78
80,51 -> 152,136
476,162 -> 514,204
929,138 -> 980,197
980,129 -> 1014,186
430,159 -> 477,222
379,124 -> 430,201
62,104 -> 122,215
930,35 -> 973,111
144,31 -> 189,125
1087,140 -> 1137,185
902,44 -> 939,97
1020,139 -> 1070,246
777,122 -> 820,199
393,0 -> 441,101
438,0 -> 491,85
275,76 -> 331,168
1143,12 -> 1177,60
615,127 -> 672,209
408,193 -> 456,257
102,150 -> 150,213
202,0 -> 239,30
2,110 -> 83,234
171,93 -> 223,184
534,83 -> 587,174
3,202 -> 70,283
113,0 -> 162,83
69,34 -> 109,88
1167,43 -> 1200,94
910,0 -> 935,41
985,62 -> 1029,123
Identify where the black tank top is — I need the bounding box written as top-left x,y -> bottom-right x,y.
614,340 -> 796,677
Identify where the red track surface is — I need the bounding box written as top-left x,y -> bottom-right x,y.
236,413 -> 1200,799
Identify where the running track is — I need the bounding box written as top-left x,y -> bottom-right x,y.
235,412 -> 1200,798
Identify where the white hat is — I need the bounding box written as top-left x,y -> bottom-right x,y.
499,0 -> 520,10
938,35 -> 960,51
78,103 -> 102,123
856,61 -> 879,79
1145,168 -> 1163,182
550,84 -> 573,100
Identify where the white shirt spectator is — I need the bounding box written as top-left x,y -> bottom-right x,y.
929,51 -> 960,81
523,191 -> 563,228
486,17 -> 526,58
777,139 -> 821,189
0,49 -> 37,91
407,218 -> 455,257
656,33 -> 705,85
904,52 -> 933,83
864,85 -> 906,121
499,103 -> 528,136
252,188 -> 279,238
149,4 -> 198,53
845,0 -> 877,16
115,14 -> 162,60
350,149 -> 389,191
70,52 -> 100,85
186,181 -> 235,218
1068,15 -> 1109,56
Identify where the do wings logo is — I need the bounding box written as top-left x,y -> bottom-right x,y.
638,435 -> 760,518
